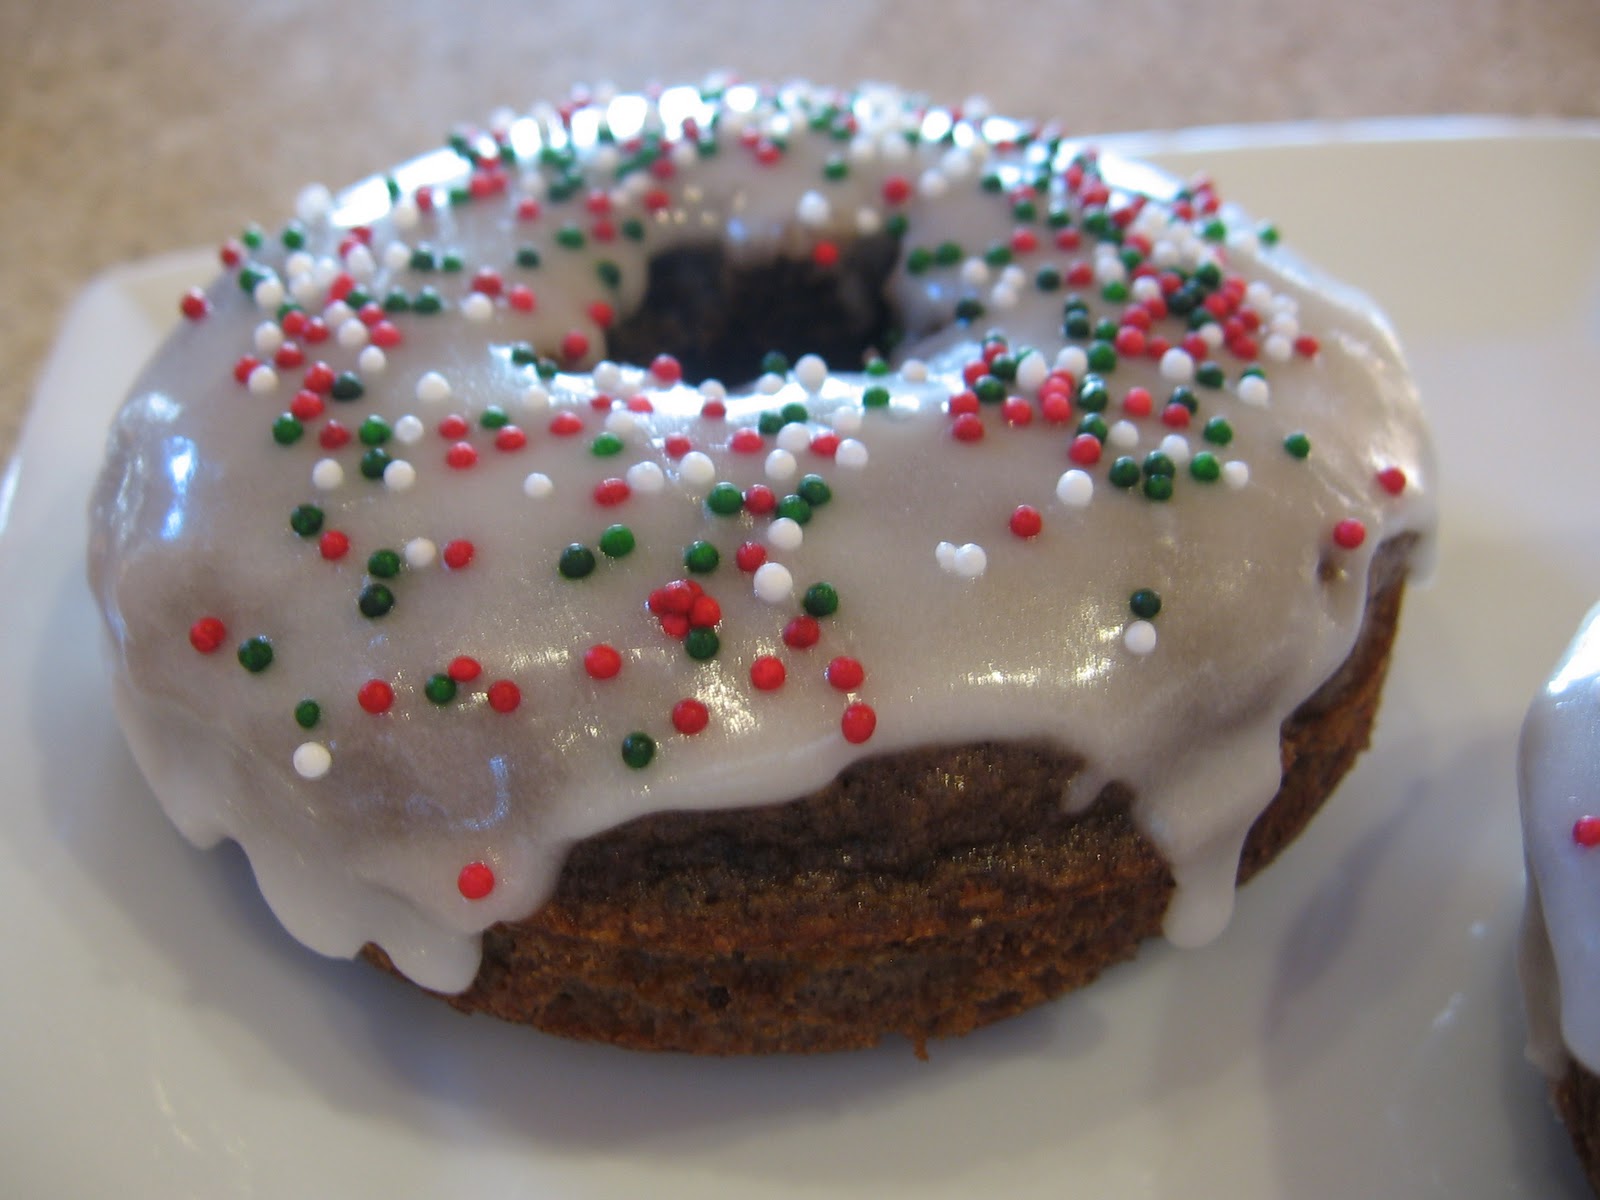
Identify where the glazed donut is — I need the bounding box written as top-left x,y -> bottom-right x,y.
90,80 -> 1434,1053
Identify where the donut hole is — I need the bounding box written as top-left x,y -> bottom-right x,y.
606,233 -> 902,386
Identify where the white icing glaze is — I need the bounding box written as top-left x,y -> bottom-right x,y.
89,81 -> 1434,994
1520,603 -> 1600,1077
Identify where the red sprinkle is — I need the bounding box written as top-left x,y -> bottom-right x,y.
688,595 -> 722,628
750,655 -> 787,691
671,698 -> 710,735
1574,816 -> 1600,847
783,615 -> 821,649
730,428 -> 765,454
179,288 -> 210,321
437,414 -> 470,440
1009,505 -> 1043,538
1001,396 -> 1033,427
584,644 -> 622,679
1332,518 -> 1367,549
358,679 -> 395,714
188,616 -> 227,654
318,530 -> 350,560
840,702 -> 877,744
743,485 -> 777,515
560,330 -> 590,361
494,426 -> 528,452
1068,433 -> 1103,466
735,542 -> 768,572
825,656 -> 866,691
549,411 -> 584,437
446,442 -> 479,470
951,412 -> 985,443
447,656 -> 482,683
593,478 -> 631,507
457,861 -> 495,900
486,680 -> 522,713
442,539 -> 476,569
650,354 -> 683,385
812,240 -> 840,269
1376,466 -> 1408,496
318,421 -> 351,450
664,434 -> 693,458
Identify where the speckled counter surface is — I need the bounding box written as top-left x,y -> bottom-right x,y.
2,0 -> 1597,464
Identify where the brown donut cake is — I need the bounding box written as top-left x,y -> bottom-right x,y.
89,80 -> 1435,1053
1520,606 -> 1600,1190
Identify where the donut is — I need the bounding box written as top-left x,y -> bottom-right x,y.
89,80 -> 1435,1053
1520,605 -> 1600,1189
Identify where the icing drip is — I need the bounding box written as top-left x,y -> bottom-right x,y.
1520,604 -> 1600,1077
89,81 -> 1434,993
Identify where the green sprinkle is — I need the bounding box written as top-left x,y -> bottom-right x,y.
272,415 -> 303,446
865,358 -> 890,377
413,287 -> 443,315
598,524 -> 636,558
596,260 -> 622,289
621,217 -> 646,242
1284,432 -> 1312,459
1202,218 -> 1228,242
440,251 -> 464,272
934,241 -> 962,267
359,448 -> 391,480
344,287 -> 370,311
1077,376 -> 1109,412
1100,280 -> 1129,303
983,243 -> 1012,268
294,700 -> 321,730
1169,386 -> 1199,414
1063,311 -> 1092,339
706,483 -> 744,516
358,583 -> 394,618
1203,417 -> 1233,445
884,213 -> 909,238
237,636 -> 273,673
989,355 -> 1017,382
1109,457 -> 1141,488
424,674 -> 458,704
1143,451 -> 1176,478
621,732 -> 656,769
684,540 -> 720,573
1143,475 -> 1174,502
556,224 -> 585,250
330,372 -> 364,402
1190,452 -> 1222,482
780,401 -> 809,425
757,410 -> 784,435
366,548 -> 402,578
1130,588 -> 1162,619
862,385 -> 890,408
760,350 -> 790,376
280,221 -> 306,250
1087,341 -> 1118,372
797,474 -> 832,506
479,406 -> 509,430
591,432 -> 624,457
358,416 -> 391,446
1258,222 -> 1280,246
974,375 -> 1005,404
409,247 -> 438,271
954,297 -> 985,322
240,224 -> 264,250
1196,362 -> 1226,389
776,494 -> 813,525
823,156 -> 849,181
516,245 -> 542,269
289,504 -> 324,537
803,581 -> 839,617
685,627 -> 720,660
1078,413 -> 1109,442
382,289 -> 411,313
558,544 -> 596,579
1035,266 -> 1062,291
906,247 -> 933,274
509,343 -> 538,366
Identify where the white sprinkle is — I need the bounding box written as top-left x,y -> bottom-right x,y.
1055,469 -> 1093,507
1108,419 -> 1139,449
753,561 -> 794,604
252,277 -> 285,310
855,207 -> 882,235
521,384 -> 551,413
592,361 -> 623,392
383,241 -> 412,271
797,190 -> 831,226
313,258 -> 340,288
989,283 -> 1019,310
416,371 -> 451,403
776,423 -> 811,454
290,275 -> 323,307
699,378 -> 727,402
295,183 -> 333,223
953,543 -> 988,578
935,541 -> 958,571
1159,434 -> 1192,466
311,458 -> 344,490
1236,375 -> 1270,407
357,346 -> 387,374
794,354 -> 828,392
1264,334 -> 1293,362
392,198 -> 420,230
918,168 -> 948,200
1094,256 -> 1127,285
323,299 -> 353,327
1124,620 -> 1158,655
404,537 -> 437,568
393,415 -> 424,445
604,410 -> 638,438
901,359 -> 929,383
765,448 -> 798,480
625,460 -> 665,493
767,517 -> 804,551
829,402 -> 864,433
835,438 -> 869,468
383,459 -> 416,491
999,264 -> 1026,290
1198,322 -> 1224,349
960,258 -> 991,288
678,451 -> 716,490
522,472 -> 554,499
253,321 -> 284,354
1131,275 -> 1163,302
246,364 -> 278,395
292,742 -> 332,780
345,243 -> 376,280
337,317 -> 369,349
1055,345 -> 1089,376
1014,350 -> 1047,393
461,292 -> 494,321
1270,311 -> 1300,338
1159,348 -> 1196,383
756,372 -> 785,395
1223,460 -> 1251,489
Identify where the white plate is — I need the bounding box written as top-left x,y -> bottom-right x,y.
4,120 -> 1599,1198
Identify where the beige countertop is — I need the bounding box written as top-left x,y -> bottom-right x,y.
3,0 -> 1597,465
